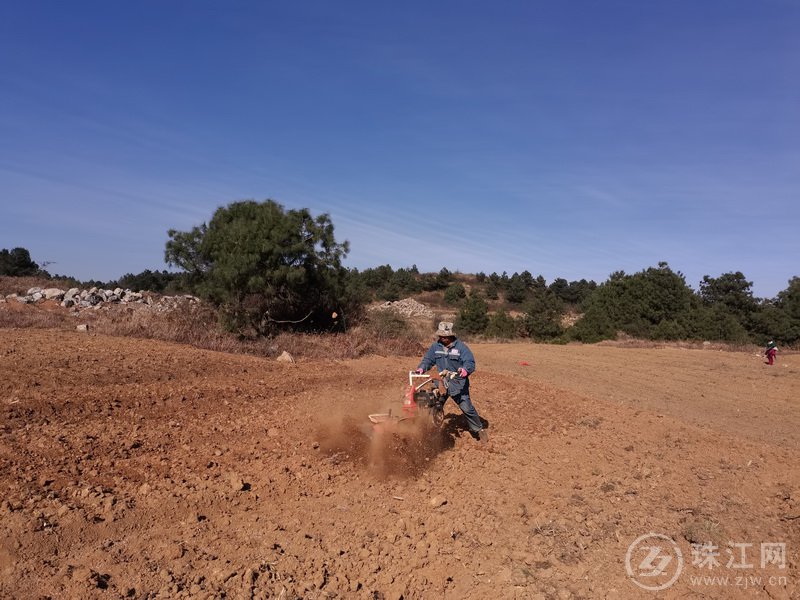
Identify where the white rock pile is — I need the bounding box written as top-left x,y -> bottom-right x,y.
1,286 -> 200,310
370,298 -> 435,318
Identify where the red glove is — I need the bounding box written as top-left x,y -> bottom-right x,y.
415,368 -> 425,374
458,368 -> 468,378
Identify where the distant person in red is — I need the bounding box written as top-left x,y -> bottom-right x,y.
765,340 -> 778,365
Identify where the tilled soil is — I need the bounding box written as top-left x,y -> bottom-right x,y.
1,329 -> 798,599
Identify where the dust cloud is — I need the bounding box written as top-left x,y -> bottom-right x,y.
315,390 -> 447,478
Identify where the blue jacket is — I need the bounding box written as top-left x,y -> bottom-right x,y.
417,338 -> 475,396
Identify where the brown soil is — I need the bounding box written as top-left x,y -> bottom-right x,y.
1,329 -> 798,599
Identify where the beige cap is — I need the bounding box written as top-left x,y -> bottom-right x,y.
435,321 -> 456,338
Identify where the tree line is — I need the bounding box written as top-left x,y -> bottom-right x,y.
4,199 -> 798,345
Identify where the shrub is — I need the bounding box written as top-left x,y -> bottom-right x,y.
485,309 -> 517,339
457,293 -> 489,334
444,283 -> 466,305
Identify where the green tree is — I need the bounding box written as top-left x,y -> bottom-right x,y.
358,265 -> 394,291
571,279 -> 598,307
550,278 -> 597,306
163,224 -> 210,288
699,272 -> 758,326
377,281 -> 401,301
505,274 -> 528,303
457,293 -> 489,334
549,278 -> 570,302
165,199 -> 354,335
114,269 -> 186,293
776,276 -> 800,323
568,263 -> 694,341
444,283 -> 467,305
391,268 -> 421,295
688,305 -> 751,343
420,267 -> 452,291
520,292 -> 564,340
751,277 -> 800,345
651,319 -> 686,341
485,308 -> 517,339
0,247 -> 40,276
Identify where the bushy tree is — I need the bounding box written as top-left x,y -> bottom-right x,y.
162,224 -> 210,288
457,293 -> 489,334
568,263 -> 694,341
651,319 -> 686,341
0,247 -> 40,276
520,292 -> 564,340
377,281 -> 401,301
391,268 -> 422,295
353,265 -> 421,300
165,200 -> 355,335
343,269 -> 371,309
549,278 -> 570,302
444,283 -> 467,305
751,277 -> 800,345
359,265 -> 395,290
688,305 -> 750,343
777,278 -> 800,344
421,267 -> 453,291
485,308 -> 517,339
114,269 -> 186,293
505,274 -> 528,304
699,272 -> 757,327
550,278 -> 597,306
779,277 -> 800,311
571,279 -> 598,307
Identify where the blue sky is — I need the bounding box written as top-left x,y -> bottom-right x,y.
1,1 -> 798,298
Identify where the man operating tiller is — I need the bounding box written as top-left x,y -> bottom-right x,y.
415,321 -> 488,443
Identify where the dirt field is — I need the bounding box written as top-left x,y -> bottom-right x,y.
1,329 -> 798,599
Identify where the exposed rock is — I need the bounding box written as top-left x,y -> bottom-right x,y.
371,298 -> 434,319
1,284 -> 197,318
76,324 -> 90,332
277,351 -> 295,363
229,473 -> 245,491
429,496 -> 447,508
42,288 -> 65,300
